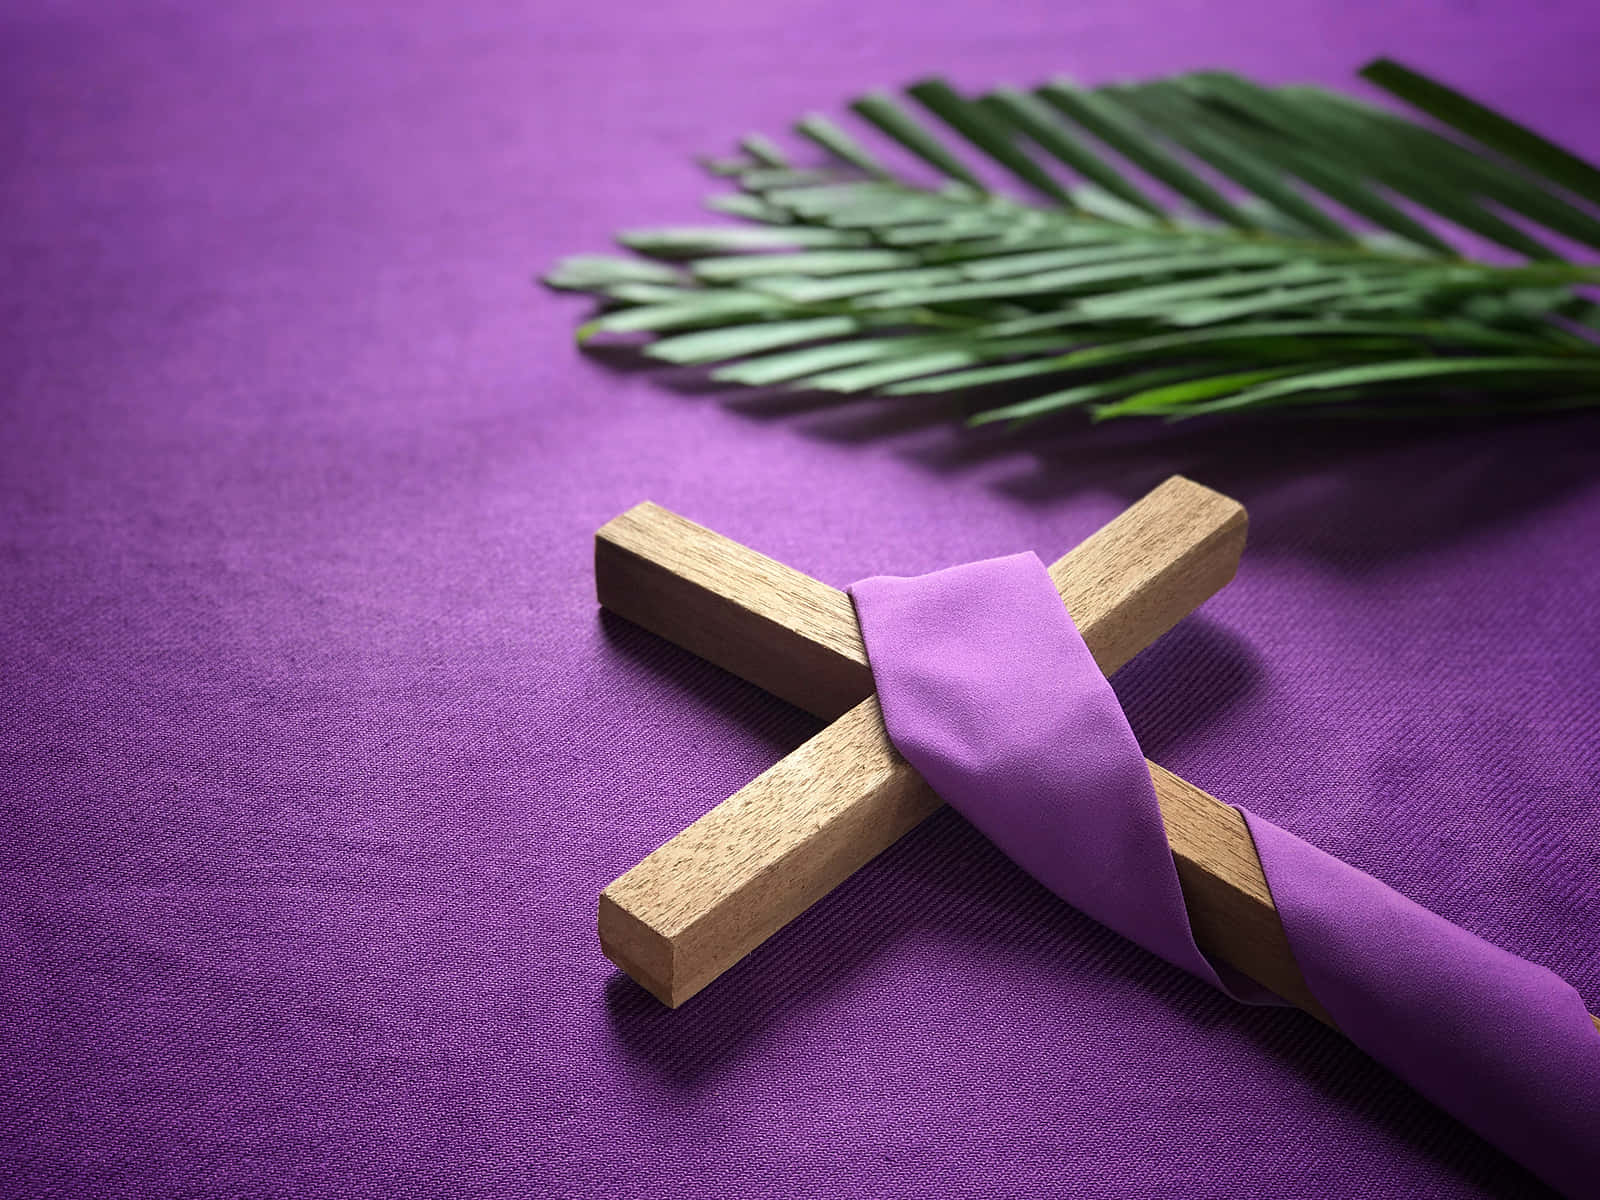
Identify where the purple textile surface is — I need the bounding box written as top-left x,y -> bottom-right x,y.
3,2 -> 1600,1198
850,554 -> 1600,1197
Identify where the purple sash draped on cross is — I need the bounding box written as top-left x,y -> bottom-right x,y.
850,552 -> 1600,1199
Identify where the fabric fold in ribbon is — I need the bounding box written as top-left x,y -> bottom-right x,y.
850,552 -> 1600,1198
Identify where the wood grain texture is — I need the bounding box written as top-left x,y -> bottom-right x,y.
596,480 -> 1597,1034
597,502 -> 869,721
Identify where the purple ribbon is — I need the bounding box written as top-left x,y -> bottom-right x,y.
850,552 -> 1600,1198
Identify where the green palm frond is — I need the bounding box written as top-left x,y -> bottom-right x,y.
545,58 -> 1600,426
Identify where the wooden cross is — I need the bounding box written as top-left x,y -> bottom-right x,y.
594,476 -> 1342,1018
595,474 -> 1600,1035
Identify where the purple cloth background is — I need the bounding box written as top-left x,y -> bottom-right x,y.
3,2 -> 1598,1197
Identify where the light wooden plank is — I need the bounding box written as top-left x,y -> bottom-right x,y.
596,502 -> 869,721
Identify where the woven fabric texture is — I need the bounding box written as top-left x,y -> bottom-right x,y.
2,2 -> 1598,1197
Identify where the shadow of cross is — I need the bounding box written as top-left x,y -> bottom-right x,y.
596,475 -> 1343,1022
